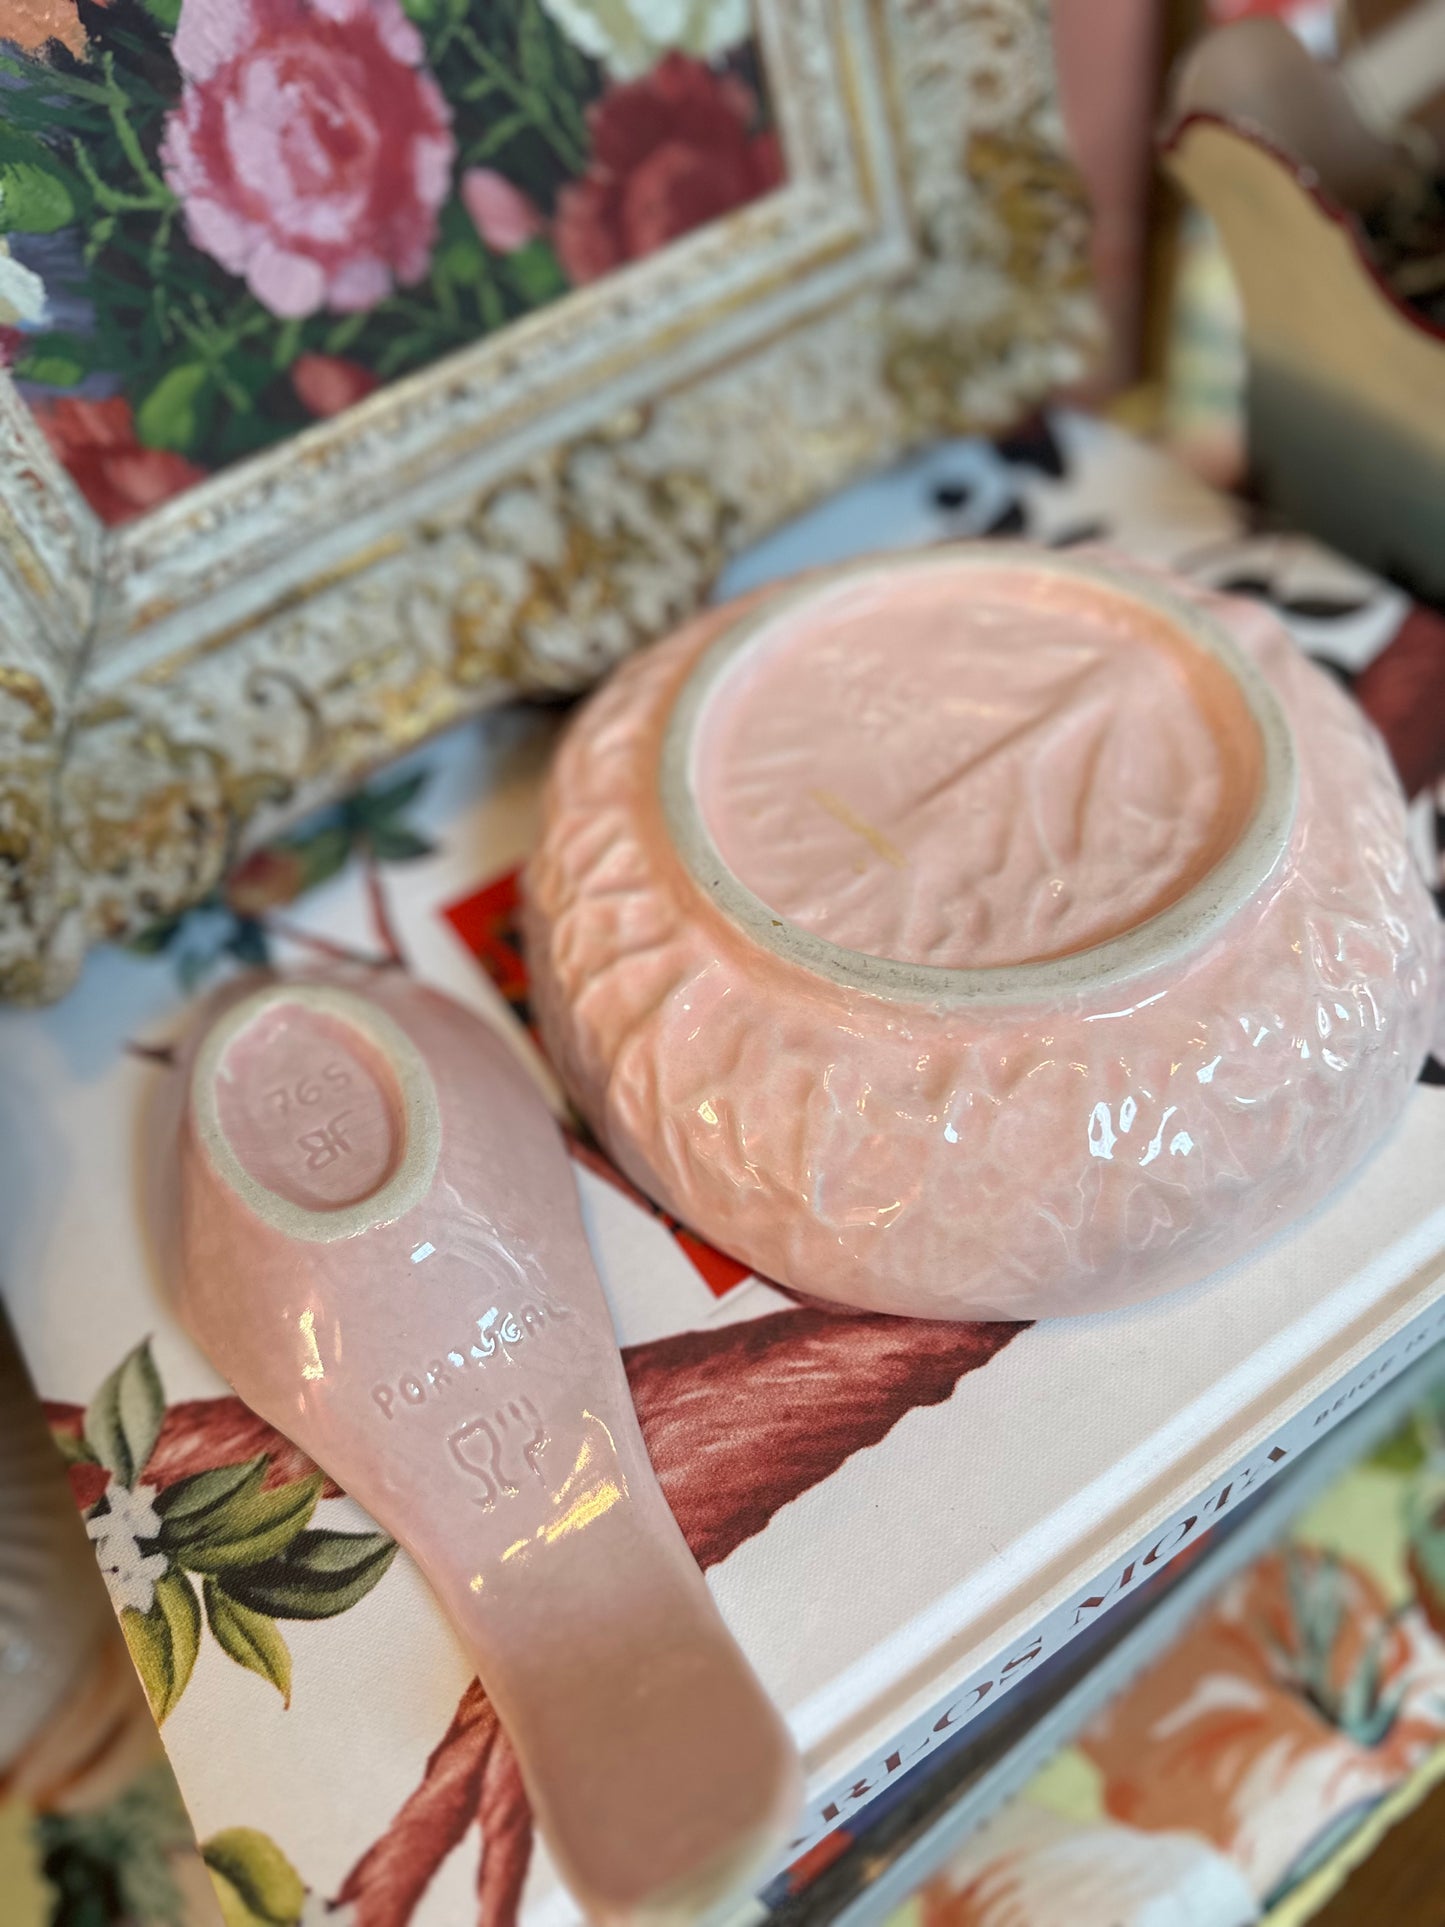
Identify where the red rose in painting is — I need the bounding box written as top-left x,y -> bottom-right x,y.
160,0 -> 455,318
555,54 -> 783,285
36,397 -> 206,526
291,352 -> 380,419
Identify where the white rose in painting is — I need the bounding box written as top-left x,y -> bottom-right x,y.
0,239 -> 47,327
539,0 -> 751,79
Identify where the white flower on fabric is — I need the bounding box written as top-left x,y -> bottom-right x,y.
0,238 -> 47,327
538,0 -> 751,79
86,1481 -> 168,1616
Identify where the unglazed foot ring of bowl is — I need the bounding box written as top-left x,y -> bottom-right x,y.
156,974 -> 801,1926
524,546 -> 1441,1321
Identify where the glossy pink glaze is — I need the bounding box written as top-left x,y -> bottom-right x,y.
695,567 -> 1262,967
154,974 -> 801,1925
524,549 -> 1441,1321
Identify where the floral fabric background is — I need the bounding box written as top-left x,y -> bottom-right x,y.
0,0 -> 782,524
897,1375 -> 1445,1927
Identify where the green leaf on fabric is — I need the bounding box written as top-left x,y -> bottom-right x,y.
0,158 -> 75,234
83,1340 -> 164,1487
202,1828 -> 305,1927
506,238 -> 566,305
36,1762 -> 195,1927
171,1471 -> 322,1574
135,363 -> 213,453
1406,1485 -> 1445,1614
227,919 -> 271,968
220,1528 -> 397,1620
353,769 -> 429,824
289,821 -> 351,891
203,1578 -> 292,1705
120,1569 -> 200,1723
367,824 -> 435,864
50,1426 -> 98,1467
124,916 -> 182,956
177,943 -> 223,993
154,1454 -> 267,1539
1369,1424 -> 1427,1473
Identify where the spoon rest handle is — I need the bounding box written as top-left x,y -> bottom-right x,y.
158,974 -> 801,1925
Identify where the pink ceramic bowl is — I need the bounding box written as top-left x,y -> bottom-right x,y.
524,548 -> 1440,1320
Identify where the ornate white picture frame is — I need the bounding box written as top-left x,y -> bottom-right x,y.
0,0 -> 1092,999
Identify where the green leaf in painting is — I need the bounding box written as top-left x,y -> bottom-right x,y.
15,349 -> 86,387
435,235 -> 487,290
505,239 -> 567,306
203,1578 -> 293,1705
170,1471 -> 322,1574
466,108 -> 536,164
0,158 -> 75,235
135,363 -> 214,454
202,1827 -> 305,1927
142,0 -> 184,28
84,1339 -> 164,1488
14,329 -> 94,389
120,1568 -> 200,1723
220,1528 -> 398,1620
518,0 -> 557,92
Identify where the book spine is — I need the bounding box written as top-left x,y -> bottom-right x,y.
786,1284 -> 1445,1860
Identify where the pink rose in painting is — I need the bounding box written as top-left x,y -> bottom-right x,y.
160,0 -> 455,319
291,352 -> 379,418
461,168 -> 545,254
555,54 -> 783,286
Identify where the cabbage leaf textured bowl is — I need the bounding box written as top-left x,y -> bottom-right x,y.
524,548 -> 1440,1320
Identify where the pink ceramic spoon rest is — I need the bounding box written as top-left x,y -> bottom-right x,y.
152,971 -> 800,1926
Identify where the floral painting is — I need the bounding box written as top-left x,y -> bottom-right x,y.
0,0 -> 784,524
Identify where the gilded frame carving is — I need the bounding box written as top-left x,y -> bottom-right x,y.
0,0 -> 1092,998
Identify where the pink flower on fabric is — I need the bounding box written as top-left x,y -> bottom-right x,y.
461,168 -> 545,254
160,0 -> 455,319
